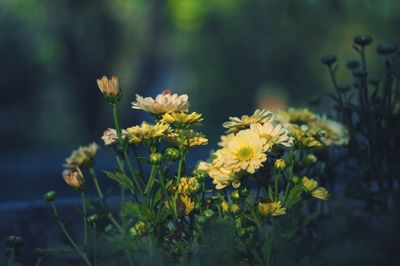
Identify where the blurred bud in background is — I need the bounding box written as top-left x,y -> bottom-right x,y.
256,84 -> 288,112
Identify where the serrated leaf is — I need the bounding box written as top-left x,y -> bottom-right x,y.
104,171 -> 134,191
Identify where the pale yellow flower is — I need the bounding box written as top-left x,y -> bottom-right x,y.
101,128 -> 128,146
180,195 -> 195,215
162,112 -> 203,127
218,129 -> 269,174
313,115 -> 349,146
258,201 -> 286,217
131,91 -> 189,114
218,134 -> 235,147
166,129 -> 208,148
301,176 -> 318,191
96,76 -> 120,98
312,187 -> 329,200
223,109 -> 273,134
64,143 -> 98,168
62,167 -> 84,190
250,122 -> 293,147
198,160 -> 239,190
278,108 -> 318,125
126,122 -> 170,143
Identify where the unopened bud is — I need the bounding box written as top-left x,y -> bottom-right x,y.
274,159 -> 286,171
353,34 -> 372,46
149,152 -> 163,165
164,147 -> 180,162
43,191 -> 56,202
194,169 -> 208,181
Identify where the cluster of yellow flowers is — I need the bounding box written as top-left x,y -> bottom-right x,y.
198,109 -> 294,189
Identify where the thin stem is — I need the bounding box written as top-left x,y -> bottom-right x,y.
7,248 -> 15,266
50,202 -> 92,266
81,192 -> 88,249
173,155 -> 184,219
35,257 -> 43,266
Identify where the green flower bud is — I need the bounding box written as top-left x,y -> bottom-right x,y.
304,154 -> 317,164
231,190 -> 240,200
6,236 -> 24,249
346,59 -> 360,69
291,176 -> 299,183
203,209 -> 214,218
149,152 -> 163,165
238,187 -> 249,198
87,214 -> 99,224
43,191 -> 56,202
321,55 -> 337,66
104,224 -> 113,233
353,34 -> 372,46
188,181 -> 201,194
274,159 -> 286,171
211,194 -> 222,201
194,169 -> 208,181
377,42 -> 397,55
164,147 -> 180,162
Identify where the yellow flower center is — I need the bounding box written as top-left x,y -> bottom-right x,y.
260,133 -> 273,142
237,147 -> 253,161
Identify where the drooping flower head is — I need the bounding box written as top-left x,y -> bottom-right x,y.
131,90 -> 189,115
64,143 -> 99,168
301,176 -> 329,200
223,109 -> 273,134
62,167 -> 85,191
126,122 -> 170,144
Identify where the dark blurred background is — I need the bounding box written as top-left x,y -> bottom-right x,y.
1,0 -> 400,203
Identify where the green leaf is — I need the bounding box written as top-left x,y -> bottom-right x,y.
104,171 -> 134,191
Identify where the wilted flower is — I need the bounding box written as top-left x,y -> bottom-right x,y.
302,176 -> 329,200
162,112 -> 203,127
301,176 -> 318,191
223,109 -> 273,134
96,76 -> 121,102
312,187 -> 329,200
126,122 -> 170,144
62,167 -> 85,190
101,128 -> 128,146
179,195 -> 195,215
64,143 -> 98,168
131,91 -> 189,115
258,201 -> 286,217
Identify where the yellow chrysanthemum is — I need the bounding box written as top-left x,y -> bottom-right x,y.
312,116 -> 349,146
218,133 -> 235,147
290,125 -> 322,148
312,187 -> 329,200
301,176 -> 318,191
167,129 -> 208,148
64,143 -> 99,168
218,129 -> 269,174
223,109 -> 273,134
278,108 -> 318,125
162,112 -> 203,127
126,122 -> 170,143
198,160 -> 240,189
180,195 -> 195,215
178,177 -> 199,195
250,122 -> 293,147
131,91 -> 189,114
258,201 -> 286,217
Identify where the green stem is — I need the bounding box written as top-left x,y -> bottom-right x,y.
7,248 -> 15,266
35,257 -> 43,266
81,192 -> 88,249
173,155 -> 184,219
50,202 -> 92,266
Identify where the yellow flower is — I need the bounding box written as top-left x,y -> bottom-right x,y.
131,91 -> 189,114
177,177 -> 199,195
274,159 -> 286,171
166,129 -> 208,148
96,76 -> 121,102
130,221 -> 147,237
64,143 -> 98,168
101,128 -> 128,146
302,176 -> 329,200
258,201 -> 286,217
180,195 -> 195,215
218,129 -> 269,174
218,134 -> 235,147
312,115 -> 349,146
198,160 -> 240,190
290,125 -> 322,148
62,167 -> 84,190
301,176 -> 318,191
278,108 -> 318,125
162,112 -> 203,127
312,187 -> 329,200
250,122 -> 293,147
221,201 -> 229,213
223,109 -> 273,134
126,122 -> 170,143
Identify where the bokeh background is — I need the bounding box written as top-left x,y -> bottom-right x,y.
1,0 -> 400,202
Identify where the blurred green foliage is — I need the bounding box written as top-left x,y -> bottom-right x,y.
1,0 -> 400,150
